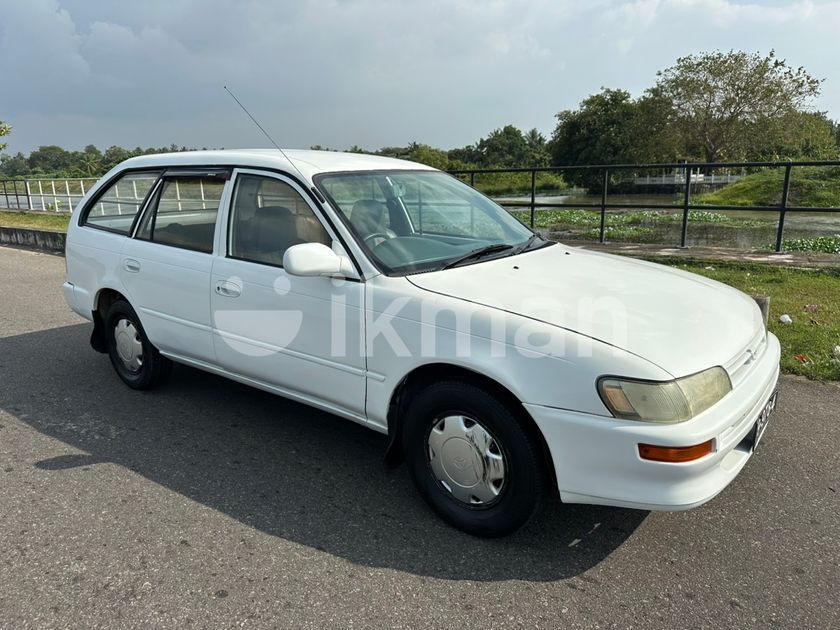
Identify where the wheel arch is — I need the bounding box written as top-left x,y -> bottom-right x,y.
90,287 -> 129,353
384,363 -> 557,493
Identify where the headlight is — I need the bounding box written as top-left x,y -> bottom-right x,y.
598,367 -> 732,424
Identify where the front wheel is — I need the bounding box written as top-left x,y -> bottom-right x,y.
105,300 -> 171,390
402,380 -> 545,537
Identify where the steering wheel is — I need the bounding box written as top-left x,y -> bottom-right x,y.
363,232 -> 392,245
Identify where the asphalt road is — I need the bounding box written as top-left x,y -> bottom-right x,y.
1,245 -> 838,629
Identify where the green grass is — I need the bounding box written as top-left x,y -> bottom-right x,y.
697,166 -> 840,208
0,211 -> 70,231
461,171 -> 567,197
656,260 -> 840,381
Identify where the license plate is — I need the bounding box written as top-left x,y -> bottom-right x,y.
752,390 -> 778,449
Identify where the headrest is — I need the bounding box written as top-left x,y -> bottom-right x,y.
350,199 -> 386,233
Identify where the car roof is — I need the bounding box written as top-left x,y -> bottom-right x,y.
119,149 -> 436,181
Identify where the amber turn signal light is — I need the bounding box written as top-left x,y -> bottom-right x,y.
638,439 -> 714,463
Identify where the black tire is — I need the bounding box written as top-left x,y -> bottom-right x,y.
105,299 -> 172,390
402,380 -> 545,537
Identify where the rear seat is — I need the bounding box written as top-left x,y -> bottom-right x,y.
155,221 -> 217,253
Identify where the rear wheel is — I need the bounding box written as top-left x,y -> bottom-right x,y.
105,300 -> 171,390
402,380 -> 545,537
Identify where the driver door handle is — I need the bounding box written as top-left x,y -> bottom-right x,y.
215,281 -> 241,298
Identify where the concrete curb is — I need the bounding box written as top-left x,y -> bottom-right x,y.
0,226 -> 66,254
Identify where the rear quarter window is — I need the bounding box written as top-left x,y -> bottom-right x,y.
83,171 -> 161,234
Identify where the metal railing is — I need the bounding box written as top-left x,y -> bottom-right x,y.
0,178 -> 99,213
4,162 -> 840,252
449,160 -> 840,252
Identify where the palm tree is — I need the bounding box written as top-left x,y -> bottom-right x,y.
79,153 -> 101,177
525,128 -> 546,148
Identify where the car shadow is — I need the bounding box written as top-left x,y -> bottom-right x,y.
0,324 -> 647,581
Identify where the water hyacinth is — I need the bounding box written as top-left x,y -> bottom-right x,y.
782,235 -> 840,255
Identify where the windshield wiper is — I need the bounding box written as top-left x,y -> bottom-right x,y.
441,243 -> 514,270
514,233 -> 539,253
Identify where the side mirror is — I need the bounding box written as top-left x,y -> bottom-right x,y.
283,243 -> 357,279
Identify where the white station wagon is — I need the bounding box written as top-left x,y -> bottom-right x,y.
63,149 -> 780,536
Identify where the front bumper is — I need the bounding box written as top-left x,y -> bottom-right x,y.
526,332 -> 781,511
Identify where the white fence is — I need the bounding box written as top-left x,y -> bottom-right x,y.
633,171 -> 742,186
1,178 -> 99,212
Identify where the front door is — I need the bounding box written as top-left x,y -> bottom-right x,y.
210,170 -> 366,419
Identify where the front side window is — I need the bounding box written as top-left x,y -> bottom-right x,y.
83,171 -> 160,234
228,174 -> 330,267
317,171 -> 537,274
136,176 -> 225,253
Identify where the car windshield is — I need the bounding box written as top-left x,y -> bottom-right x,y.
316,170 -> 541,274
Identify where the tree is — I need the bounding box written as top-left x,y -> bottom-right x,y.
525,128 -> 546,149
406,144 -> 450,170
761,111 -> 839,160
377,145 -> 412,160
0,152 -> 30,177
447,143 -> 482,166
28,145 -> 73,174
628,87 -> 683,163
523,128 -> 551,166
548,89 -> 640,189
475,125 -> 541,167
0,120 -> 10,153
653,50 -> 823,162
445,125 -> 551,169
101,145 -> 133,171
77,144 -> 103,176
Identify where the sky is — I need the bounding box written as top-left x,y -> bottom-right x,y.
1,0 -> 839,155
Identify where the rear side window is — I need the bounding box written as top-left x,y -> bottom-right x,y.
137,177 -> 225,253
83,171 -> 160,234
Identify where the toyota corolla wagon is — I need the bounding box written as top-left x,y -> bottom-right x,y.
63,149 -> 780,537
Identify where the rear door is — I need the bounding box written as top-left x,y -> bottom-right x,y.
120,169 -> 231,364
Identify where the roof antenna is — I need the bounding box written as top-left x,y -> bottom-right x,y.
223,85 -> 314,188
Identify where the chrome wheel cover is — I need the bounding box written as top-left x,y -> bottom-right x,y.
427,415 -> 507,506
114,318 -> 143,373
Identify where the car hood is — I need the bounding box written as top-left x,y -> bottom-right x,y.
406,244 -> 764,377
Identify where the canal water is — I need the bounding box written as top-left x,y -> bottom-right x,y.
497,193 -> 840,249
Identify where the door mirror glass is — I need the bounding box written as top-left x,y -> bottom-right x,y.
283,243 -> 354,278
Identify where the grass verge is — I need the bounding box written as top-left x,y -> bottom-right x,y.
654,260 -> 840,381
0,210 -> 71,231
697,166 -> 840,208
